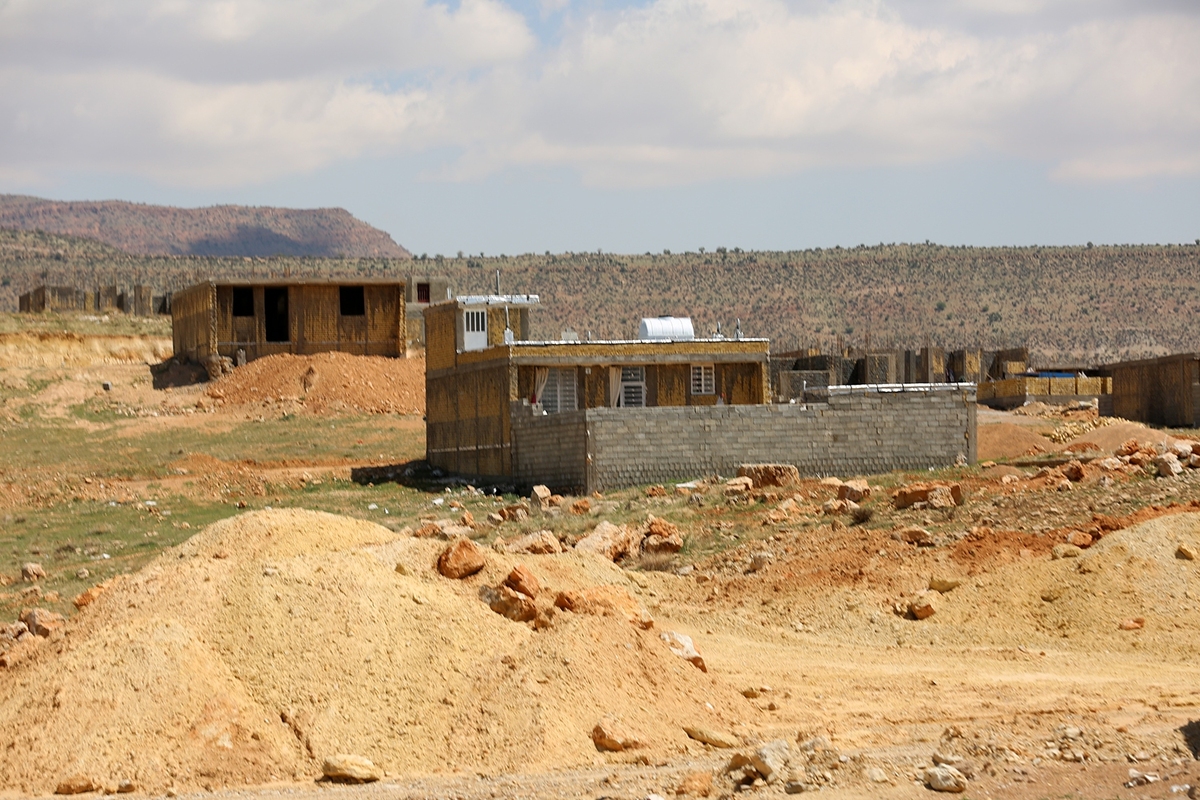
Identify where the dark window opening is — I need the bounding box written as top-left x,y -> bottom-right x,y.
340,286 -> 366,316
264,287 -> 289,342
232,287 -> 254,317
416,282 -> 431,304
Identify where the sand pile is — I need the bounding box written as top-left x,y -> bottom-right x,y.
0,509 -> 754,794
1063,420 -> 1177,453
931,512 -> 1200,656
206,352 -> 424,415
977,422 -> 1058,460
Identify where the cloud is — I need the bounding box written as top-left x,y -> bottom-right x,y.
0,0 -> 1197,188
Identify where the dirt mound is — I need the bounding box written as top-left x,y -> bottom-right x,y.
1063,420 -> 1169,453
0,509 -> 754,794
978,422 -> 1058,460
207,352 -> 424,415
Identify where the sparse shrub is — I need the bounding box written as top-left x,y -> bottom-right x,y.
850,506 -> 874,526
636,551 -> 676,572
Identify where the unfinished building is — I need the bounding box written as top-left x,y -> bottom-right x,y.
19,286 -> 91,313
171,279 -> 405,367
426,297 -> 976,491
1103,353 -> 1200,427
404,274 -> 452,347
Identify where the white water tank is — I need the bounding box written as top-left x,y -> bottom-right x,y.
638,316 -> 695,341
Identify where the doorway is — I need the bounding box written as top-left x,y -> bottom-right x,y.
264,287 -> 289,342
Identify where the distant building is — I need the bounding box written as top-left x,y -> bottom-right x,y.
404,274 -> 452,346
19,286 -> 90,313
1103,353 -> 1200,427
171,279 -> 406,371
424,295 -> 974,491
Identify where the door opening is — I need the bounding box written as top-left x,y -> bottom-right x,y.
264,287 -> 289,342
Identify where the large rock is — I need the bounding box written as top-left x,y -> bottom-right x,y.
896,526 -> 934,546
531,485 -> 552,514
592,716 -> 642,751
322,754 -> 383,783
642,515 -> 684,554
749,739 -> 792,784
660,630 -> 706,671
575,521 -> 637,561
737,464 -> 799,488
924,765 -> 968,793
724,476 -> 754,497
892,482 -> 963,509
837,480 -> 871,503
483,585 -> 537,622
73,581 -> 111,609
684,726 -> 739,748
908,592 -> 938,620
54,775 -> 97,794
676,770 -> 714,796
1156,453 -> 1183,477
436,538 -> 486,579
504,564 -> 541,598
21,608 -> 65,637
21,562 -> 46,582
505,529 -> 563,555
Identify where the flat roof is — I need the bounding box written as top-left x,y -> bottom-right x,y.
182,278 -> 405,288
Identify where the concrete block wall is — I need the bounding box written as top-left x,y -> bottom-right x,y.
510,403 -> 588,492
509,385 -> 976,491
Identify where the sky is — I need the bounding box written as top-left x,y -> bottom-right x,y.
1,0 -> 1198,255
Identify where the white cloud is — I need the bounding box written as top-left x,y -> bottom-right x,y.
0,0 -> 1197,188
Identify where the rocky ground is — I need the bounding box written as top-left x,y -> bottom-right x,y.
1,330 -> 1198,800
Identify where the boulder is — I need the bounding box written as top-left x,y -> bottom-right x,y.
683,726 -> 739,748
1096,457 -> 1123,471
504,564 -> 541,598
908,592 -> 938,620
21,562 -> 46,582
645,484 -> 668,498
1062,460 -> 1085,482
1177,544 -> 1197,561
892,483 -> 963,509
436,538 -> 486,579
21,608 -> 65,637
660,630 -> 706,671
1067,531 -> 1094,548
592,716 -> 642,752
569,499 -> 591,515
459,510 -> 475,529
837,479 -> 871,503
749,739 -> 792,784
1191,454 -> 1200,469
412,522 -> 443,538
642,516 -> 684,554
321,754 -> 383,783
748,551 -> 773,572
1051,543 -> 1082,559
896,526 -> 934,546
928,576 -> 962,593
1156,453 -> 1183,477
676,770 -> 714,796
821,499 -> 852,515
924,765 -> 968,793
724,476 -> 754,496
54,775 -> 97,795
506,530 -> 563,555
499,504 -> 530,522
865,766 -> 889,783
1170,440 -> 1194,459
1119,617 -> 1145,631
575,521 -> 637,561
73,581 -> 111,609
737,464 -> 799,488
483,585 -> 537,622
531,485 -> 552,513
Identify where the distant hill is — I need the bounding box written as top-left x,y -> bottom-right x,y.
2,227 -> 1198,365
0,195 -> 411,259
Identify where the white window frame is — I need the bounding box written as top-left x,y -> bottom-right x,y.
690,364 -> 715,395
541,368 -> 577,414
463,308 -> 488,351
620,366 -> 646,407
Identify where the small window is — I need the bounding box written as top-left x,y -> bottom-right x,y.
620,366 -> 646,407
340,286 -> 366,316
691,364 -> 715,395
232,287 -> 254,317
541,368 -> 577,414
463,309 -> 488,351
416,282 -> 431,304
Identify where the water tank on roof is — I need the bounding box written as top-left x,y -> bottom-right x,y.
638,316 -> 695,341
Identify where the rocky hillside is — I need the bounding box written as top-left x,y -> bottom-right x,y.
3,227 -> 1199,365
0,195 -> 410,259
